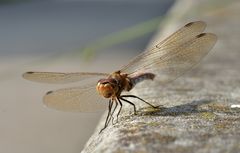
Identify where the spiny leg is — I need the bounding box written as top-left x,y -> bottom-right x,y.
120,97 -> 137,115
101,99 -> 113,131
109,99 -> 118,125
106,99 -> 113,126
105,100 -> 116,128
100,99 -> 113,133
121,95 -> 159,108
113,98 -> 122,124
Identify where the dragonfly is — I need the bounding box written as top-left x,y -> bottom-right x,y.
23,21 -> 217,133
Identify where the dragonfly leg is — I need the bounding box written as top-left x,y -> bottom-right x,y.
109,100 -> 118,125
121,95 -> 159,108
114,98 -> 123,124
100,99 -> 113,133
120,97 -> 137,115
106,99 -> 114,127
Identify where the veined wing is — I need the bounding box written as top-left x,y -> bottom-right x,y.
43,83 -> 107,112
121,21 -> 207,73
23,71 -> 109,84
155,21 -> 206,49
121,21 -> 217,84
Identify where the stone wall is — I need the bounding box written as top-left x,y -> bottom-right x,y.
81,0 -> 240,152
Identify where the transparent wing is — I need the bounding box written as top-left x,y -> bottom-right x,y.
121,21 -> 217,84
121,21 -> 207,73
43,83 -> 108,112
23,71 -> 109,84
155,21 -> 206,49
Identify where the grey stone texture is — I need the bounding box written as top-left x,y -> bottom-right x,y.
81,0 -> 240,153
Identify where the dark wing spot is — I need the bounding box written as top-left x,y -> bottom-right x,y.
26,71 -> 34,74
196,33 -> 206,38
46,91 -> 53,95
185,22 -> 194,27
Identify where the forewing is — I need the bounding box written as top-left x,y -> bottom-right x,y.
23,72 -> 109,84
43,83 -> 107,112
155,21 -> 206,49
123,33 -> 217,84
121,21 -> 207,74
121,21 -> 217,84
152,33 -> 217,83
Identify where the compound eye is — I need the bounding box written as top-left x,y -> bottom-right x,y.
99,83 -> 113,98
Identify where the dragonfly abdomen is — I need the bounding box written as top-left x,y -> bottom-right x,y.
130,73 -> 155,86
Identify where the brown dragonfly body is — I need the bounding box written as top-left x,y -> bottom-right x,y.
23,21 -> 217,133
97,71 -> 155,98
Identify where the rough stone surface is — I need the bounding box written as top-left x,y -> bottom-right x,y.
81,0 -> 240,153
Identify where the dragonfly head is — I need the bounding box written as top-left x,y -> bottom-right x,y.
96,78 -> 119,98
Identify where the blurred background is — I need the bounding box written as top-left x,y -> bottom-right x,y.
0,0 -> 175,153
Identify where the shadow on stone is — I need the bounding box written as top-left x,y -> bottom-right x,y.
139,99 -> 213,116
